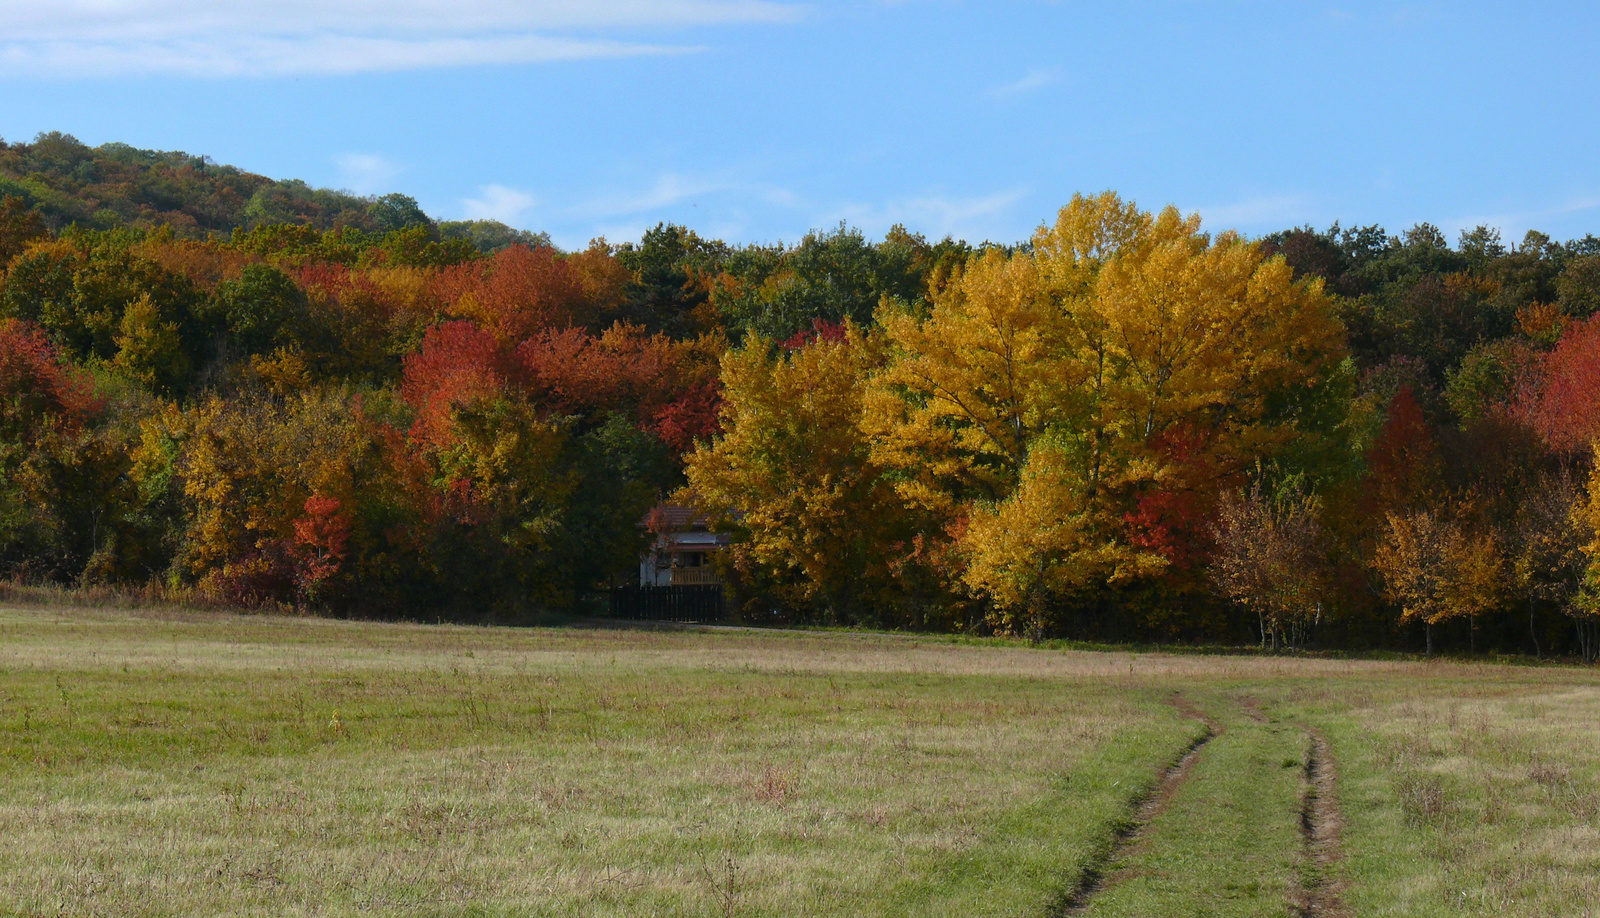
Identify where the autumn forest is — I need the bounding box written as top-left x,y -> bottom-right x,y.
4,133 -> 1600,659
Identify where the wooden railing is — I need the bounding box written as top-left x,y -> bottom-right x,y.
670,567 -> 721,586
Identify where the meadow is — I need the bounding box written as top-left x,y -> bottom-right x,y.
1,600 -> 1597,917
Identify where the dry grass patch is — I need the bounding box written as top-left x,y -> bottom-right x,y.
3,604 -> 1598,917
0,605 -> 1194,917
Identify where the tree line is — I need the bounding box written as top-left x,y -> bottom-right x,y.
689,196 -> 1600,657
2,138 -> 1599,656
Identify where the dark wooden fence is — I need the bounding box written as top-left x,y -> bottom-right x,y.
608,585 -> 725,623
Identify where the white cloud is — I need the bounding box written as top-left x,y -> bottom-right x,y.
832,188 -> 1031,239
1193,194 -> 1317,231
335,153 -> 402,195
0,0 -> 799,77
1443,195 -> 1600,244
991,66 -> 1059,99
0,34 -> 697,78
0,1 -> 800,38
463,184 -> 538,224
571,172 -> 799,218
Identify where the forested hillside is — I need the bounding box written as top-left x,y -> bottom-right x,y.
0,132 -> 546,250
3,135 -> 1599,658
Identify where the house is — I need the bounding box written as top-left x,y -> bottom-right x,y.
639,505 -> 731,586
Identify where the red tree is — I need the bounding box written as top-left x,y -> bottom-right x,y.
1512,314 -> 1600,454
400,320 -> 514,449
1123,424 -> 1217,571
431,245 -> 587,342
650,378 -> 724,451
515,321 -> 718,442
292,492 -> 352,598
781,319 -> 849,350
1366,385 -> 1442,509
0,319 -> 102,438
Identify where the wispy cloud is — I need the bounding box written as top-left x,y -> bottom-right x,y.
991,66 -> 1059,99
1194,194 -> 1317,231
832,187 -> 1031,239
0,0 -> 800,77
1443,195 -> 1600,243
570,172 -> 799,219
0,35 -> 697,78
335,153 -> 402,195
463,184 -> 538,224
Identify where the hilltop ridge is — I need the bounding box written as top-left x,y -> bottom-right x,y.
0,131 -> 545,251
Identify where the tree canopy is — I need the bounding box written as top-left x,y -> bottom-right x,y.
3,139 -> 1600,656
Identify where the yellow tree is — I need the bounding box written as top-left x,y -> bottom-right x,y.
1573,459 -> 1600,662
867,249 -> 1072,511
868,192 -> 1345,634
685,324 -> 908,622
1082,205 -> 1343,475
150,391 -> 384,604
1505,467 -> 1589,658
960,435 -> 1163,637
112,293 -> 192,395
1372,507 -> 1504,657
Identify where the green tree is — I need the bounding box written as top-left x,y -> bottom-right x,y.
438,220 -> 552,254
614,223 -> 727,337
718,223 -> 924,343
367,193 -> 433,233
0,195 -> 46,267
213,263 -> 312,358
1557,255 -> 1600,318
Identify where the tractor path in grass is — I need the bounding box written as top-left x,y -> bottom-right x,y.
1056,695 -> 1219,914
1294,729 -> 1349,918
1059,694 -> 1353,918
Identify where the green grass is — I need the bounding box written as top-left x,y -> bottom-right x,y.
1077,706 -> 1304,918
1285,681 -> 1600,917
0,604 -> 1597,917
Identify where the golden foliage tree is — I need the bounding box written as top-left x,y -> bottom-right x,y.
1372,507 -> 1504,656
685,325 -> 908,622
867,192 -> 1345,634
1505,467 -> 1590,658
149,392 -> 384,604
1572,460 -> 1600,662
112,293 -> 192,395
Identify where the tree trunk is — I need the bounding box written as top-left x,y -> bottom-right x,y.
1425,621 -> 1434,659
1529,602 -> 1542,660
1023,561 -> 1050,645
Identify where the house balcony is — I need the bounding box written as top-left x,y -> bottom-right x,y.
669,567 -> 722,586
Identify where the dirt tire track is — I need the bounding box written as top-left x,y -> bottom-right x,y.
1293,729 -> 1349,918
1054,695 -> 1217,915
1237,695 -> 1269,723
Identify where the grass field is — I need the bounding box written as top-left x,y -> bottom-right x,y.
1,602 -> 1597,917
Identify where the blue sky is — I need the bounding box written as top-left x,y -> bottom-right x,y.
2,1 -> 1598,250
